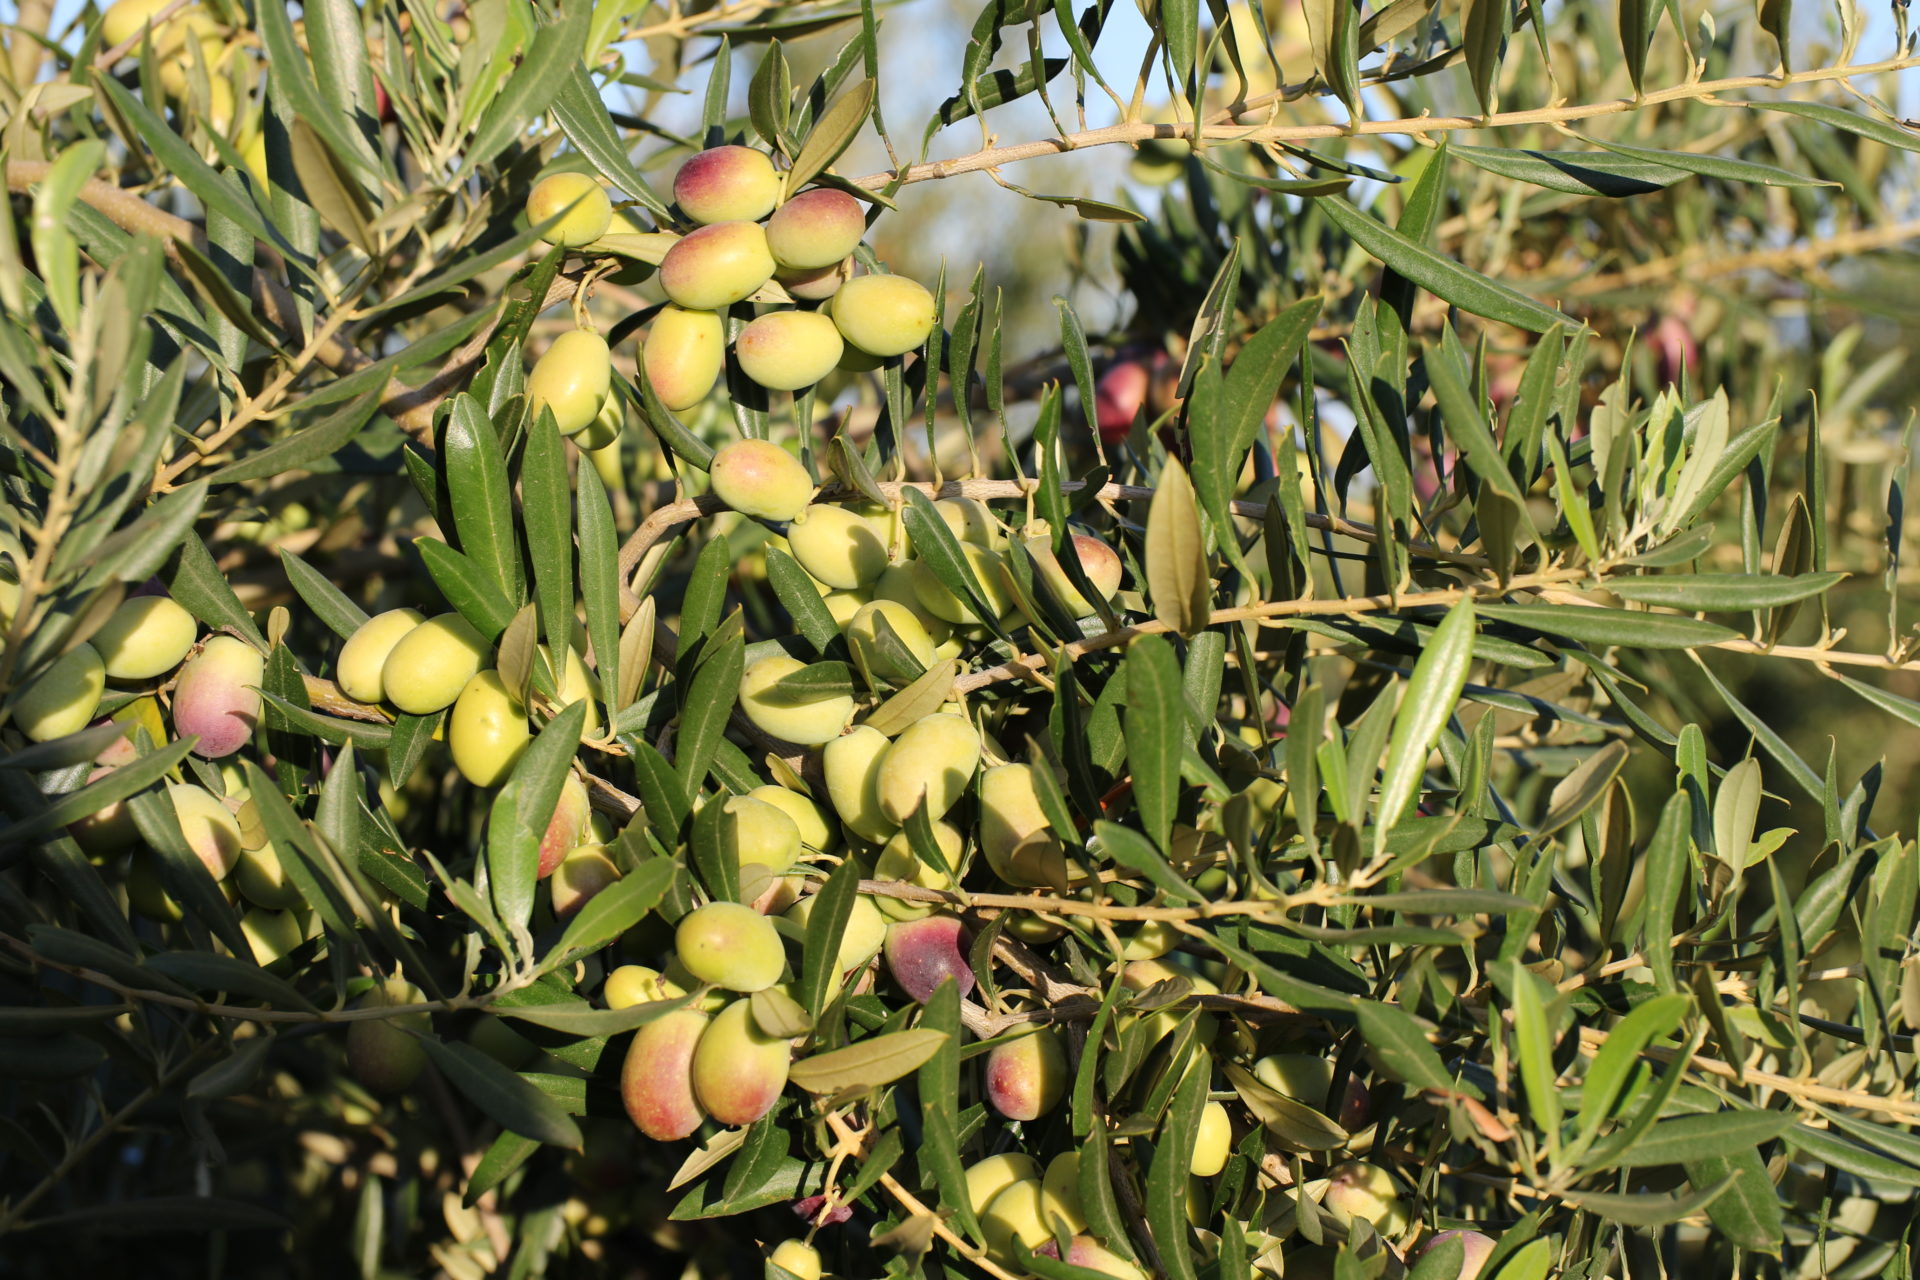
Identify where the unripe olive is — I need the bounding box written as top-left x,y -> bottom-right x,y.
1120,919 -> 1178,961
789,504 -> 888,590
167,781 -> 243,880
526,172 -> 614,248
70,762 -> 142,857
821,724 -> 895,842
909,542 -> 1017,625
965,1153 -> 1042,1219
690,997 -> 790,1127
1191,1101 -> 1232,1177
575,386 -> 624,451
642,306 -> 725,411
821,588 -> 869,628
1019,526 -> 1124,616
551,844 -> 621,916
765,187 -> 866,270
537,772 -> 592,878
90,596 -> 197,680
235,837 -> 305,910
621,1007 -> 710,1140
735,310 -> 845,392
13,643 -> 106,742
831,275 -> 937,357
528,329 -> 613,436
172,636 -> 263,759
936,497 -> 1006,549
658,221 -> 776,311
872,822 -> 960,920
673,145 -> 781,225
768,1239 -> 823,1280
1049,1237 -> 1149,1280
382,613 -> 489,715
778,256 -> 853,302
449,670 -> 530,788
748,785 -> 839,853
1253,1053 -> 1333,1103
336,608 -> 424,703
739,655 -> 855,746
346,977 -> 429,1096
1040,1152 -> 1090,1235
846,599 -> 938,690
980,1179 -> 1055,1267
785,891 -> 888,985
1320,1161 -> 1407,1235
605,964 -> 687,1009
873,565 -> 953,644
1418,1230 -> 1497,1280
127,852 -> 184,922
883,913 -> 973,1003
102,0 -> 198,48
984,1026 -> 1066,1120
676,901 -> 786,992
709,438 -> 814,522
725,794 -> 803,875
876,713 -> 979,825
545,643 -> 603,739
979,763 -> 1067,887
241,906 -> 306,966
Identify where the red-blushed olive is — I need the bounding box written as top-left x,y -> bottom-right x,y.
778,256 -> 853,301
1191,1101 -> 1232,1177
1039,1237 -> 1149,1280
822,724 -> 894,841
14,642 -> 107,742
1417,1231 -> 1496,1280
710,438 -> 814,521
984,1026 -> 1066,1120
980,762 -> 1068,887
846,599 -> 937,689
871,821 -> 961,921
672,145 -> 781,225
90,596 -> 196,680
172,636 -> 263,758
788,504 -> 888,589
748,784 -> 839,853
735,310 -> 844,391
1320,1162 -> 1407,1236
1094,357 -> 1150,443
381,613 -> 488,715
724,794 -> 803,875
551,844 -> 621,916
527,329 -> 613,436
658,221 -> 776,311
690,997 -> 790,1127
526,172 -> 614,247
1018,524 -> 1123,616
831,274 -> 937,357
642,305 -> 725,411
768,1239 -> 823,1280
336,608 -> 423,704
448,670 -> 529,788
676,900 -> 786,992
739,655 -> 855,746
875,712 -> 979,825
346,977 -> 429,1096
765,187 -> 865,270
166,781 -> 243,880
536,772 -> 592,878
883,914 -> 973,1003
621,1007 -> 710,1140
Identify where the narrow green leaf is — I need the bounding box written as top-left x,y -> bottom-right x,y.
414,1036 -> 583,1150
1373,598 -> 1475,854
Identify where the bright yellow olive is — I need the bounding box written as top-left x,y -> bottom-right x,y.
832,275 -> 937,357
659,222 -> 776,311
90,596 -> 197,680
13,643 -> 106,742
448,670 -> 530,788
526,173 -> 614,247
336,609 -> 424,704
381,614 -> 489,715
735,310 -> 844,392
527,329 -> 613,437
642,306 -> 725,411
739,655 -> 855,746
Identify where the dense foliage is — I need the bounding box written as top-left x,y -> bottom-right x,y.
4,0 -> 1920,1277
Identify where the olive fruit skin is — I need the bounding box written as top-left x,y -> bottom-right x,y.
875,713 -> 980,825
449,671 -> 530,788
381,614 -> 489,715
789,504 -> 888,590
690,998 -> 791,1127
724,794 -> 803,875
1048,1238 -> 1149,1280
739,655 -> 855,746
234,837 -> 304,910
831,275 -> 937,357
883,914 -> 973,1003
536,773 -> 592,878
642,306 -> 725,411
778,257 -> 853,302
90,596 -> 197,680
980,763 -> 1067,887
240,907 -> 306,966
336,608 -> 423,703
909,542 -> 1017,625
658,221 -> 777,311
1321,1161 -> 1407,1235
172,636 -> 264,759
127,852 -> 184,922
605,965 -> 686,1009
747,785 -> 838,853
526,173 -> 614,247
675,901 -> 786,992
167,781 -> 244,880
821,724 -> 894,842
980,1180 -> 1055,1267
785,892 -> 887,989
965,1154 -> 1042,1219
735,311 -> 845,392
550,844 -> 621,916
765,187 -> 866,270
1019,526 -> 1124,616
936,497 -> 1005,549
871,822 -> 960,921
1254,1053 -> 1332,1103
709,439 -> 814,522
13,643 -> 107,743
527,329 -> 613,436
346,977 -> 429,1096
1191,1101 -> 1232,1176
768,1239 -> 823,1280
673,145 -> 781,225
1417,1230 -> 1496,1280
621,1007 -> 710,1140
873,565 -> 954,644
846,599 -> 937,689
1040,1153 -> 1090,1234
984,1026 -> 1066,1120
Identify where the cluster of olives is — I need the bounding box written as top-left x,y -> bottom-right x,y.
517,143 -> 937,454
99,0 -> 272,182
